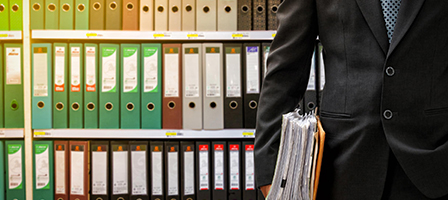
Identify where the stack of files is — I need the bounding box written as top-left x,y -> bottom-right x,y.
266,111 -> 325,200
5,140 -> 26,200
33,141 -> 54,200
4,43 -> 24,128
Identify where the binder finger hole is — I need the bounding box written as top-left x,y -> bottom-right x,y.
77,3 -> 85,11
249,100 -> 258,109
210,102 -> 217,108
11,4 -> 19,12
157,5 -> 164,12
142,5 -> 149,12
87,102 -> 95,111
95,198 -> 103,200
72,102 -> 80,111
37,101 -> 45,109
185,4 -> 192,12
126,103 -> 135,111
47,3 -> 55,11
224,6 -> 231,13
241,5 -> 249,13
171,5 -> 179,13
189,102 -> 196,109
0,4 -> 5,12
11,103 -> 18,110
62,3 -> 70,12
109,2 -> 117,10
147,103 -> 155,111
168,101 -> 176,109
256,5 -> 264,13
55,102 -> 64,111
93,2 -> 101,10
32,3 -> 41,11
203,6 -> 210,13
117,197 -> 125,200
105,102 -> 113,111
307,102 -> 316,110
58,198 -> 63,200
229,101 -> 238,109
126,3 -> 134,10
271,5 -> 278,13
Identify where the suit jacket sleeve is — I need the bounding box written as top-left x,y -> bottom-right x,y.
254,0 -> 318,188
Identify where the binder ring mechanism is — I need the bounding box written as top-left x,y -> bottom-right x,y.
93,2 -> 101,10
168,101 -> 176,109
47,3 -> 56,11
126,102 -> 135,111
72,102 -> 80,111
109,2 -> 117,10
0,4 -> 5,12
126,2 -> 134,11
87,102 -> 95,111
105,102 -> 113,111
77,3 -> 85,12
62,3 -> 70,12
37,101 -> 45,109
229,101 -> 238,109
11,4 -> 19,12
32,3 -> 41,11
55,102 -> 64,111
249,100 -> 258,109
147,102 -> 155,111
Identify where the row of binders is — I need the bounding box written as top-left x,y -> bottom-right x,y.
29,0 -> 280,31
29,140 -> 264,200
32,42 -> 271,130
0,0 -> 22,31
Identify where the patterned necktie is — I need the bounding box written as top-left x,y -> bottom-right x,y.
380,0 -> 402,43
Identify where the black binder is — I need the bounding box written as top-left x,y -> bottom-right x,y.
111,141 -> 130,200
224,43 -> 244,128
196,141 -> 211,200
181,141 -> 196,200
130,141 -> 149,200
165,141 -> 180,200
261,43 -> 271,80
228,142 -> 242,200
242,141 -> 257,200
243,43 -> 262,128
150,141 -> 165,200
212,141 -> 228,200
257,189 -> 265,200
315,42 -> 325,110
90,141 -> 110,200
303,48 -> 317,113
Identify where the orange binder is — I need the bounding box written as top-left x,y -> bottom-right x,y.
122,0 -> 139,30
162,44 -> 182,129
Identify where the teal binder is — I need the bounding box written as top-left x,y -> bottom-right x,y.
84,43 -> 99,128
45,0 -> 59,29
32,43 -> 53,129
0,45 -> 4,128
141,43 -> 162,129
121,44 -> 140,129
9,0 -> 22,30
5,140 -> 26,200
53,43 -> 69,128
4,43 -> 24,128
0,141 -> 5,199
33,140 -> 54,200
69,43 -> 84,128
74,0 -> 89,29
59,0 -> 74,29
99,43 -> 120,128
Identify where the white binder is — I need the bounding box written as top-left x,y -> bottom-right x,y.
154,0 -> 168,31
217,0 -> 237,31
182,43 -> 203,130
181,0 -> 196,31
140,0 -> 154,30
196,0 -> 217,31
169,0 -> 182,31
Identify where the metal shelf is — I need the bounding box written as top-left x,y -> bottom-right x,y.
0,31 -> 22,40
0,129 -> 24,138
31,30 -> 276,40
33,129 -> 255,139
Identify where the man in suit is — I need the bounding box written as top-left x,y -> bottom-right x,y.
255,0 -> 448,199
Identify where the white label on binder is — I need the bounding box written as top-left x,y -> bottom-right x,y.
184,151 -> 195,195
6,47 -> 21,85
102,47 -> 117,92
144,47 -> 159,93
245,145 -> 255,190
71,151 -> 84,194
199,145 -> 209,190
123,47 -> 138,93
229,145 -> 240,190
168,151 -> 179,195
214,144 -> 224,190
184,51 -> 200,98
86,47 -> 96,92
205,52 -> 221,97
71,47 -> 81,92
55,46 -> 65,91
246,46 -> 260,94
8,144 -> 22,189
319,47 -> 326,90
164,53 -> 180,97
226,53 -> 241,97
35,144 -> 50,189
92,151 -> 107,195
307,53 -> 316,90
33,49 -> 48,97
152,151 -> 163,195
113,151 -> 128,194
55,150 -> 66,194
132,150 -> 147,195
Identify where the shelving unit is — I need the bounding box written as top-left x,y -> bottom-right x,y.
0,129 -> 25,138
0,31 -> 23,40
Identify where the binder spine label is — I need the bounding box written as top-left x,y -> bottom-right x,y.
184,48 -> 200,98
71,149 -> 85,195
246,46 -> 260,94
144,47 -> 159,93
35,144 -> 50,189
86,47 -> 97,92
132,149 -> 147,195
123,47 -> 138,93
168,151 -> 179,195
55,46 -> 66,92
6,47 -> 22,85
164,48 -> 180,97
101,47 -> 117,93
245,145 -> 255,190
55,148 -> 66,194
225,48 -> 241,97
33,47 -> 49,97
71,47 -> 81,92
205,47 -> 221,97
229,144 -> 239,190
8,144 -> 23,189
92,151 -> 107,195
113,150 -> 129,194
152,151 -> 163,195
184,151 -> 195,195
214,144 -> 224,190
199,145 -> 209,190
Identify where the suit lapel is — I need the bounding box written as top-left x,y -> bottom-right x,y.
387,0 -> 426,57
356,0 -> 389,55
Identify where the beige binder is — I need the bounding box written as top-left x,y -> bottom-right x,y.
196,0 -> 216,31
168,0 -> 182,31
140,0 -> 154,30
217,0 -> 237,31
154,0 -> 168,31
181,0 -> 195,31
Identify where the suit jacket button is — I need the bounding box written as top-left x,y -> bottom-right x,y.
384,110 -> 393,119
386,66 -> 395,76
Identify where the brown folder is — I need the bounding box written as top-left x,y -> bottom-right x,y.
69,141 -> 89,200
105,0 -> 122,30
122,0 -> 139,30
89,0 -> 105,30
162,44 -> 183,129
313,117 -> 326,200
54,141 -> 69,200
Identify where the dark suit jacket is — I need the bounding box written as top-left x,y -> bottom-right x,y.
255,0 -> 448,199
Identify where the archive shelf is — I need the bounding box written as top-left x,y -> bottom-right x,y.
0,129 -> 25,138
0,31 -> 23,40
31,30 -> 276,40
33,129 -> 256,139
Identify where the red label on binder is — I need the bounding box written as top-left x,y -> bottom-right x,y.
199,145 -> 209,151
214,144 -> 224,151
55,84 -> 65,92
245,145 -> 254,151
230,144 -> 239,151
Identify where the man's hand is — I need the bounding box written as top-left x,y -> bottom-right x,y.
260,184 -> 272,198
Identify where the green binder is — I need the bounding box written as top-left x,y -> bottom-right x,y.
9,0 -> 22,30
5,140 -> 26,200
59,0 -> 74,29
74,0 -> 89,29
0,45 -> 4,128
69,43 -> 84,128
0,141 -> 5,199
0,0 -> 9,30
30,0 -> 44,29
4,44 -> 24,128
141,43 -> 162,129
99,43 -> 120,129
84,43 -> 99,128
33,140 -> 54,200
45,0 -> 59,29
53,43 -> 68,128
121,44 -> 140,129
